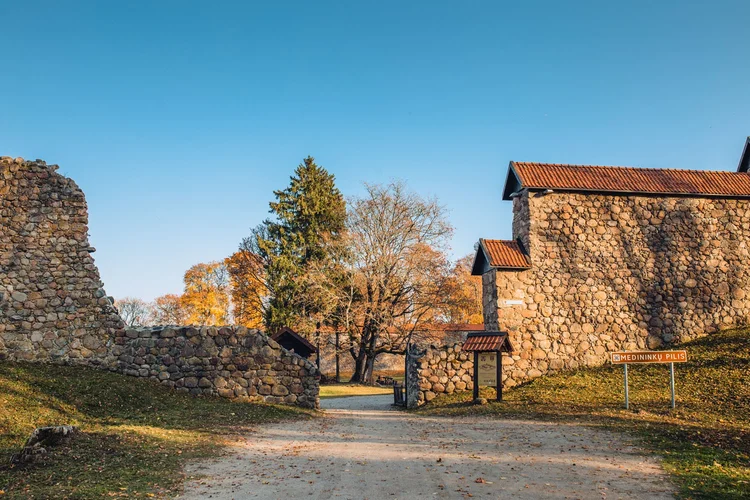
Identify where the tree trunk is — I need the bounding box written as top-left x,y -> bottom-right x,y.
364,355 -> 376,384
350,349 -> 368,383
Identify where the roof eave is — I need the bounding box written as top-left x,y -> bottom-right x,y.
738,137 -> 750,173
501,161 -> 522,201
525,186 -> 750,199
470,239 -> 488,276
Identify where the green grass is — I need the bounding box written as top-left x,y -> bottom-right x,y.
0,362 -> 313,498
416,328 -> 750,499
319,384 -> 392,398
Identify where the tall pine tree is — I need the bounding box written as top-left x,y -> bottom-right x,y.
242,157 -> 346,333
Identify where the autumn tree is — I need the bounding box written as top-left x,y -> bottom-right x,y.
115,297 -> 153,326
241,156 -> 346,334
315,182 -> 454,383
151,293 -> 189,325
226,250 -> 265,329
442,254 -> 484,324
181,261 -> 231,325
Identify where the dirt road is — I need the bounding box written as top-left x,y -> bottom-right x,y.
181,395 -> 674,499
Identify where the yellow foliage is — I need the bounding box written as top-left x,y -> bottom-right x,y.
226,250 -> 265,329
181,261 -> 230,325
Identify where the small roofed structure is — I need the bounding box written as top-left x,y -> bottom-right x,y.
462,331 -> 514,402
271,327 -> 318,359
471,238 -> 531,275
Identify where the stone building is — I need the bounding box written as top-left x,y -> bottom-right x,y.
472,139 -> 750,387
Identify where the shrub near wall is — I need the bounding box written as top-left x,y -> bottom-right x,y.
113,326 -> 320,409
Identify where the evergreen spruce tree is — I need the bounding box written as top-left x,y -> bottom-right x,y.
245,156 -> 346,333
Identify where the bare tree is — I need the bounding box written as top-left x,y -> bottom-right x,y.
151,294 -> 189,325
115,297 -> 153,326
313,182 -> 454,383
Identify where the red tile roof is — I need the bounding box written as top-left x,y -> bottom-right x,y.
462,332 -> 513,352
504,161 -> 750,200
482,239 -> 531,269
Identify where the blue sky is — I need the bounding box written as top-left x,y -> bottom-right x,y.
2,1 -> 749,301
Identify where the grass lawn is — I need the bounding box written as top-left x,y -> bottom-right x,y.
0,361 -> 313,499
415,328 -> 750,499
319,383 -> 392,399
321,370 -> 405,384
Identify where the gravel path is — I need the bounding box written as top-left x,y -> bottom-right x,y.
181,395 -> 674,499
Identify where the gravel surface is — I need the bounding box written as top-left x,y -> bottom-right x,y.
181,395 -> 674,499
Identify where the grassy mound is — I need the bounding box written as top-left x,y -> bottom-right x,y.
0,362 -> 312,498
416,328 -> 750,499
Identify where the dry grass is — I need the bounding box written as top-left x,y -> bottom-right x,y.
416,328 -> 750,499
0,362 -> 313,498
319,384 -> 392,399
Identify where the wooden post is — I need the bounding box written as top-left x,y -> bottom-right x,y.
496,352 -> 503,402
335,330 -> 340,383
404,343 -> 409,405
473,351 -> 479,400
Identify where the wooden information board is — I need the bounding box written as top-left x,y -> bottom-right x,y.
477,352 -> 497,386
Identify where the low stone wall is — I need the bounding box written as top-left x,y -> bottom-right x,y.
406,343 -> 473,408
113,325 -> 320,409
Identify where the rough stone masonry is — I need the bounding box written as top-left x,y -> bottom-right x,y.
115,326 -> 320,408
0,157 -> 319,408
478,179 -> 750,390
0,157 -> 124,365
405,343 -> 473,408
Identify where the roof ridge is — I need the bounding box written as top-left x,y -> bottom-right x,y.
511,161 -> 745,175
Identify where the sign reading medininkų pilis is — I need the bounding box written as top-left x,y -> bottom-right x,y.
611,350 -> 688,364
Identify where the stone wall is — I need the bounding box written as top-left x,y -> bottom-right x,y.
405,343 -> 474,408
114,325 -> 320,408
0,157 -> 319,409
484,190 -> 750,387
0,157 -> 124,365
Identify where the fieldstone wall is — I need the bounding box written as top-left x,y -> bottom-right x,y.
485,190 -> 750,387
114,325 -> 320,409
0,157 -> 124,365
0,157 -> 319,409
405,343 -> 474,408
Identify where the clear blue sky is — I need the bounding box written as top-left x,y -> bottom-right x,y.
2,1 -> 749,301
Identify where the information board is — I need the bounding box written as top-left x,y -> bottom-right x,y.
477,352 -> 497,386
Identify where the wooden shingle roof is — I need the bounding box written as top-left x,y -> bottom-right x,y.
502,161 -> 750,200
